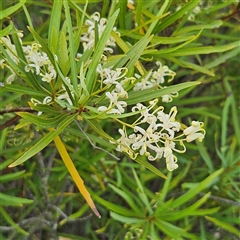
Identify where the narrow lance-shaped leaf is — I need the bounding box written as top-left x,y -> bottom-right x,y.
63,0 -> 78,97
53,134 -> 101,218
48,0 -> 62,52
0,0 -> 26,20
85,9 -> 120,94
205,216 -> 240,236
8,113 -> 77,167
0,192 -> 33,206
0,206 -> 28,236
126,81 -> 200,106
171,168 -> 224,208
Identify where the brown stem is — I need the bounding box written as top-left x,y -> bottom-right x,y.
0,107 -> 36,115
0,115 -> 21,130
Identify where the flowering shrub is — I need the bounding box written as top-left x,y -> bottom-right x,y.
1,12 -> 205,173
1,1 -> 239,239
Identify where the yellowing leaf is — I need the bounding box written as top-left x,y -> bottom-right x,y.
53,135 -> 101,218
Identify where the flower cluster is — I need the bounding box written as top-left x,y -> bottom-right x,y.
24,43 -> 56,83
81,12 -> 119,53
0,35 -> 56,84
0,35 -> 72,109
0,35 -> 20,84
133,61 -> 177,102
113,99 -> 205,171
97,65 -> 134,114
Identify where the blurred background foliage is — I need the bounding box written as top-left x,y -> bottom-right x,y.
0,0 -> 239,239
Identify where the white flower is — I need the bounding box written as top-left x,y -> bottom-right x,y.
161,90 -> 178,103
163,140 -> 178,171
24,43 -> 50,75
115,129 -> 136,153
152,61 -> 176,84
81,12 -> 118,52
157,106 -> 181,138
132,125 -> 160,155
184,121 -> 205,142
133,71 -> 156,91
40,64 -> 57,82
6,68 -> 16,84
132,100 -> 158,124
0,36 -> 19,64
98,91 -> 127,114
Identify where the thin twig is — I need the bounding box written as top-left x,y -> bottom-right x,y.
0,107 -> 35,115
198,192 -> 240,207
0,115 -> 20,130
51,205 -> 92,222
74,120 -> 120,160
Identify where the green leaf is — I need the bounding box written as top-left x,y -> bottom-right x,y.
119,30 -> 197,45
154,0 -> 200,33
0,128 -> 7,153
0,170 -> 26,183
173,20 -> 223,35
205,216 -> 240,236
93,194 -> 137,217
113,31 -> 153,69
132,168 -> 153,215
58,31 -> 69,75
155,218 -> 197,239
48,0 -> 62,52
133,155 -> 167,179
0,23 -> 14,37
0,0 -> 26,20
171,168 -> 224,208
63,1 -> 78,95
85,9 -> 120,93
161,192 -> 219,221
108,183 -> 143,215
196,141 -> 215,172
2,84 -> 46,97
110,212 -> 145,224
0,192 -> 33,206
204,48 -> 240,70
8,113 -> 77,167
67,126 -> 113,149
147,0 -> 171,35
154,41 -> 239,57
166,57 -> 215,76
85,118 -> 114,141
0,206 -> 28,236
126,81 -> 200,105
16,112 -> 71,129
28,102 -> 64,115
